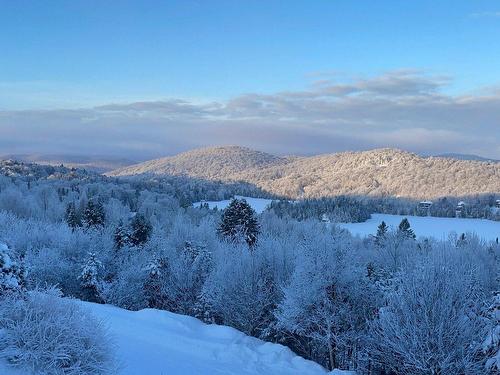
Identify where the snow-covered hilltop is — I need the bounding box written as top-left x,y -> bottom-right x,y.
108,146 -> 500,199
109,146 -> 288,179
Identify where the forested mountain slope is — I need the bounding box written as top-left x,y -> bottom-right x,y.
109,146 -> 288,179
109,147 -> 500,199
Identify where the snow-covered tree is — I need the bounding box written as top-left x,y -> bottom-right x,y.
484,291 -> 500,373
217,198 -> 260,247
82,200 -> 105,229
143,255 -> 169,309
397,217 -> 416,239
276,234 -> 380,370
128,213 -> 152,247
64,202 -> 81,230
0,242 -> 24,295
79,252 -> 103,302
203,241 -> 279,337
369,255 -> 487,375
456,232 -> 468,248
113,219 -> 129,250
374,221 -> 388,246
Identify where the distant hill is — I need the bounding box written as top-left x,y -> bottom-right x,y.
108,146 -> 500,199
0,159 -> 100,180
109,146 -> 288,179
1,153 -> 137,173
433,153 -> 499,163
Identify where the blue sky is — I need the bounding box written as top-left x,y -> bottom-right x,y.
2,0 -> 500,107
0,1 -> 499,158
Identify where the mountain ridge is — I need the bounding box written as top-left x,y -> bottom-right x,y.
107,146 -> 500,199
1,153 -> 138,173
432,153 -> 499,163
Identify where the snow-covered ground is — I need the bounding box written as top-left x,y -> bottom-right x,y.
0,300 -> 354,374
193,195 -> 274,214
81,302 -> 338,375
193,196 -> 499,241
339,213 -> 500,241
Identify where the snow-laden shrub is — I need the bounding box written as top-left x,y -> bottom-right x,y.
369,252 -> 488,375
203,240 -> 285,337
100,251 -> 149,311
276,231 -> 380,371
484,291 -> 500,373
78,252 -> 104,303
0,288 -> 116,374
0,242 -> 24,294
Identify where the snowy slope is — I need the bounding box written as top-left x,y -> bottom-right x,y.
339,213 -> 500,241
193,195 -> 274,214
0,299 -> 355,375
79,302 -> 333,375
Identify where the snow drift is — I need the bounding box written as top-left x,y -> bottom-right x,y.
77,301 -> 342,375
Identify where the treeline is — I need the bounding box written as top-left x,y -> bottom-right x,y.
269,196 -> 372,222
268,194 -> 500,222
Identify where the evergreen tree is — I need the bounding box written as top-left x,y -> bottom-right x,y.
143,255 -> 168,309
128,214 -> 152,247
0,242 -> 24,295
398,218 -> 416,240
64,202 -> 81,230
217,198 -> 260,247
78,252 -> 103,303
456,233 -> 467,248
375,221 -> 388,245
82,200 -> 105,229
113,219 -> 129,250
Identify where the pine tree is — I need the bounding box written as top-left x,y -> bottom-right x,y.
79,252 -> 103,303
82,200 -> 105,229
144,255 -> 168,309
217,198 -> 260,247
129,214 -> 152,247
375,221 -> 388,245
398,218 -> 416,240
65,202 -> 81,230
113,219 -> 129,250
0,242 -> 24,295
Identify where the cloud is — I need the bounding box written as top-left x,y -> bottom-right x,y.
0,70 -> 499,159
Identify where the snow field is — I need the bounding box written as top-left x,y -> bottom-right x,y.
338,213 -> 499,241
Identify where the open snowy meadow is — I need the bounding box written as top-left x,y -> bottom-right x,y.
194,195 -> 275,214
195,196 -> 499,241
339,213 -> 500,242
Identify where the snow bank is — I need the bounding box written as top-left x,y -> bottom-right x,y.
339,213 -> 500,241
193,195 -> 274,214
77,301 -> 330,375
